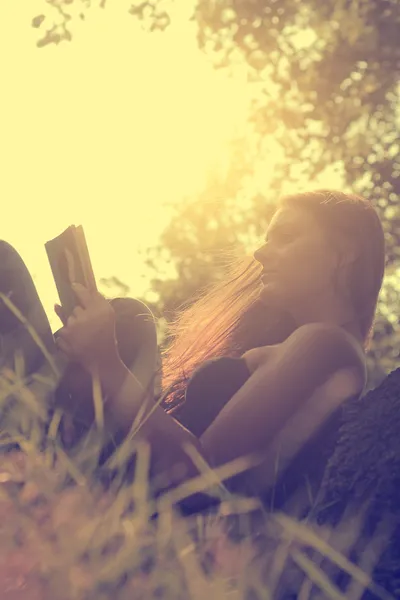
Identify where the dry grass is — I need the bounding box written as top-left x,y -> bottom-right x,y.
0,296 -> 396,599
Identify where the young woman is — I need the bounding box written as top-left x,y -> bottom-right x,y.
0,190 -> 385,506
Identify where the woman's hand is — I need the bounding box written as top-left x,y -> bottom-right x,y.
54,283 -> 120,376
241,345 -> 275,375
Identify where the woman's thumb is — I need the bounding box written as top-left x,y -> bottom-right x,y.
54,303 -> 67,325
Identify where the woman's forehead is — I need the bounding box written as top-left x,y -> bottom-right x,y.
268,206 -> 309,230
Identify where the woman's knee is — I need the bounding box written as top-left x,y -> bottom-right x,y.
0,240 -> 24,268
0,242 -> 31,330
110,296 -> 157,368
110,296 -> 154,319
111,297 -> 156,336
0,240 -> 51,343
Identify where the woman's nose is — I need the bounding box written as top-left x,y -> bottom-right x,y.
254,242 -> 268,265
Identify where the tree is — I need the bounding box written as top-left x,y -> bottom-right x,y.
148,0 -> 400,383
31,0 -> 173,48
194,0 -> 400,248
31,0 -> 400,381
142,137 -> 273,313
311,366 -> 400,598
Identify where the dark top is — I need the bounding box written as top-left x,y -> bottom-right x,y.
172,354 -> 343,516
60,351 -> 341,518
168,356 -> 252,515
173,356 -> 252,436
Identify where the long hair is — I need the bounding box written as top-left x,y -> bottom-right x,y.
160,190 -> 386,412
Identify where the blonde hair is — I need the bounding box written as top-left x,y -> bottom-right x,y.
160,190 -> 386,412
281,190 -> 385,347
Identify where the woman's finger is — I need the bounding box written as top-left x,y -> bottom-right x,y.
66,313 -> 77,328
54,303 -> 67,326
72,283 -> 95,309
56,336 -> 72,356
72,305 -> 85,319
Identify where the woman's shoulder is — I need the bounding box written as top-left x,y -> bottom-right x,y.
244,322 -> 366,394
286,323 -> 366,368
244,322 -> 365,365
241,344 -> 277,374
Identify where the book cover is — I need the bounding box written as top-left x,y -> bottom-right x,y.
45,225 -> 97,319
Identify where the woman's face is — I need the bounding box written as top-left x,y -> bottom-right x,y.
254,206 -> 339,310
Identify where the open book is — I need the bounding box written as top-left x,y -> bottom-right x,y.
45,225 -> 97,319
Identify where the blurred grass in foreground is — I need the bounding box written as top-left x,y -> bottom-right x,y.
0,300 -> 396,599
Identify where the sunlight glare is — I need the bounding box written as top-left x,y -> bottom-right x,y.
0,0 -> 252,330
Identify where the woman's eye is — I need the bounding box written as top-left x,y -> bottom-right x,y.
265,228 -> 293,244
275,230 -> 291,242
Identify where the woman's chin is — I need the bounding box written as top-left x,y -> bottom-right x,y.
259,282 -> 282,306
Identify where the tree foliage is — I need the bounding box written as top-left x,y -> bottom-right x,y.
149,0 -> 399,383
193,0 -> 400,250
31,0 -> 173,47
143,138 -> 274,315
31,0 -> 400,382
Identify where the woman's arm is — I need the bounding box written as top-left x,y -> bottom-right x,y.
54,286 -> 202,483
199,323 -> 366,469
101,323 -> 364,486
55,286 -> 365,487
100,355 -> 205,484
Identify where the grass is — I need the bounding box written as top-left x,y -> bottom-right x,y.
0,296 -> 396,599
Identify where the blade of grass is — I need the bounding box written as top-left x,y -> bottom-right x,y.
274,513 -> 395,600
54,445 -> 87,486
267,537 -> 294,597
0,292 -> 59,376
13,349 -> 25,380
48,408 -> 63,441
92,371 -> 104,431
183,442 -> 231,498
346,516 -> 396,600
131,441 -> 151,516
291,547 -> 347,600
129,371 -> 168,437
172,526 -> 213,600
0,370 -> 48,420
31,371 -> 56,387
160,451 -> 261,507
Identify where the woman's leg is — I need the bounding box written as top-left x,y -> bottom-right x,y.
0,240 -> 160,450
0,240 -> 159,385
54,296 -> 160,450
54,296 -> 160,408
0,240 -> 56,375
110,297 -> 160,393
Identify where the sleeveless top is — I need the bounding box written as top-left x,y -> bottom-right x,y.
95,353 -> 341,516
171,355 -> 343,516
172,356 -> 252,436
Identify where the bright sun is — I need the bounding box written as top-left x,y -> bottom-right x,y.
0,1 -> 342,333
0,0 -> 252,330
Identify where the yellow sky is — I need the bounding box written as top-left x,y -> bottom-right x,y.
0,1 -> 342,332
0,1 -> 255,330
